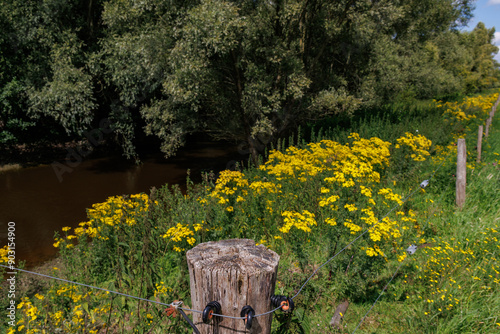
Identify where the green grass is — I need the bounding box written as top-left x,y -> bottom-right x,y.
1,91 -> 499,333
329,107 -> 500,334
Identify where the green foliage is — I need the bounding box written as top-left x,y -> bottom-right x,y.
463,23 -> 500,91
27,36 -> 96,136
0,0 -> 99,150
5,0 -> 495,163
0,80 -> 34,145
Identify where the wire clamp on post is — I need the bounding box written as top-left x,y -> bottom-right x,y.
271,295 -> 294,312
165,300 -> 183,316
202,301 -> 222,324
173,301 -> 200,334
171,300 -> 183,309
240,305 -> 255,329
406,244 -> 418,255
420,180 -> 429,188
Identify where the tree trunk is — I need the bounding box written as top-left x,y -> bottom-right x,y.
247,136 -> 260,167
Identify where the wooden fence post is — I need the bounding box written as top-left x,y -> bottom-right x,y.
477,125 -> 483,163
456,138 -> 466,208
486,96 -> 498,137
187,239 -> 280,334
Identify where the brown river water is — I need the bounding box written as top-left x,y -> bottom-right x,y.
0,138 -> 242,269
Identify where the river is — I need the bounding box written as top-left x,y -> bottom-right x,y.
0,137 -> 242,269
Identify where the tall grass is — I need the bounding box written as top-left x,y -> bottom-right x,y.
1,91 -> 499,333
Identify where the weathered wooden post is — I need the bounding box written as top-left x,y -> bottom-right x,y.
486,100 -> 497,137
485,117 -> 491,137
187,239 -> 280,334
477,125 -> 483,163
456,138 -> 466,208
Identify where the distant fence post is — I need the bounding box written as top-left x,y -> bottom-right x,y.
477,125 -> 483,163
486,96 -> 498,137
456,138 -> 466,208
187,239 -> 279,334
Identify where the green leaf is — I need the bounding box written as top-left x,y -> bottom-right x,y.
82,302 -> 89,314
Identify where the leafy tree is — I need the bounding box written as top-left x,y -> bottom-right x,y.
0,0 -> 104,148
2,0 -> 498,164
104,0 -> 408,162
462,23 -> 499,91
28,34 -> 97,136
0,4 -> 34,145
128,0 -> 478,162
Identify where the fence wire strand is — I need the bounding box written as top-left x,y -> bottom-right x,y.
351,254 -> 408,333
1,146 -> 455,329
292,183 -> 422,301
0,265 -> 174,308
0,176 -> 434,324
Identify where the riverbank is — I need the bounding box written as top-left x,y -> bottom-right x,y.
1,91 -> 499,333
7,256 -> 66,297
0,135 -> 243,270
0,164 -> 21,173
0,140 -> 84,168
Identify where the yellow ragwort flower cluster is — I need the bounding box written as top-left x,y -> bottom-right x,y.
54,194 -> 154,247
395,132 -> 432,162
192,132 -> 430,257
280,210 -> 317,233
162,223 -> 198,252
437,93 -> 498,121
416,227 -> 499,315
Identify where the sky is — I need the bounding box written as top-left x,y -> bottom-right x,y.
465,0 -> 500,62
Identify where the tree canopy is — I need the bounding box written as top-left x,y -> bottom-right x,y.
1,0 -> 499,161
